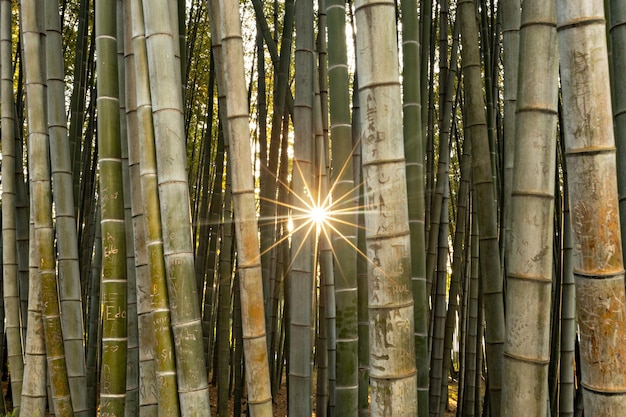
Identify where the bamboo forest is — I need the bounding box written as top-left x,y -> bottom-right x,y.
3,0 -> 626,416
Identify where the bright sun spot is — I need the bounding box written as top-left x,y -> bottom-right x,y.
309,206 -> 329,226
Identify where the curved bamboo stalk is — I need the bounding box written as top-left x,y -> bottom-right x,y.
557,1 -> 626,414
44,0 -> 88,413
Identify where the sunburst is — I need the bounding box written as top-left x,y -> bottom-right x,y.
256,153 -> 379,278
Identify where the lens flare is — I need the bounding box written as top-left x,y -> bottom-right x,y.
310,206 -> 328,225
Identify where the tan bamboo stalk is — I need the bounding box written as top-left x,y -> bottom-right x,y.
123,7 -> 159,411
142,0 -> 209,416
124,2 -> 159,415
21,0 -> 74,413
354,0 -> 418,414
502,0 -> 559,414
21,222 -> 47,416
44,0 -> 88,414
141,0 -> 212,413
131,0 -> 181,414
215,0 -> 274,414
117,1 -> 141,415
1,0 -> 24,411
557,0 -> 626,414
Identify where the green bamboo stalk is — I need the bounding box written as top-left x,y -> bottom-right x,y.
478,0 -> 498,197
117,3 -> 140,415
68,0 -> 91,216
463,209 -> 479,417
314,65 -> 332,417
427,28 -> 460,417
457,1 -> 506,413
326,0 -> 358,414
289,1 -> 316,414
85,205 -> 102,417
216,182 -> 233,417
256,0 -> 295,338
429,176 -> 450,417
202,126 -> 224,378
440,124 -> 470,417
559,129 -> 575,417
1,0 -> 24,412
255,16 -> 274,330
269,116 -> 292,395
203,2 -> 232,381
314,10 -> 328,417
193,80 -> 217,311
424,9 -> 437,243
400,0 -> 429,415
96,0 -> 129,413
231,268 -> 244,417
501,0 -> 521,267
420,0 -> 433,157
